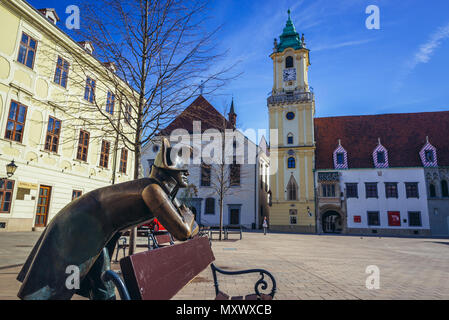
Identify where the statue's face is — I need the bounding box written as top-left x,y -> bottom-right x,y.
169,170 -> 189,188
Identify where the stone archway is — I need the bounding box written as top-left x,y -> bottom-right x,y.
321,211 -> 343,234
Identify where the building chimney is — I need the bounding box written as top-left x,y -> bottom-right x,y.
228,97 -> 237,129
38,8 -> 60,25
78,41 -> 95,55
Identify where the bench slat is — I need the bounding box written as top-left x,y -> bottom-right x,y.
120,236 -> 214,300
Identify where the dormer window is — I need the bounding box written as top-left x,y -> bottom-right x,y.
285,56 -> 294,68
419,137 -> 438,167
377,151 -> 386,164
373,139 -> 389,168
38,8 -> 60,25
336,153 -> 344,165
78,41 -> 95,55
333,140 -> 348,169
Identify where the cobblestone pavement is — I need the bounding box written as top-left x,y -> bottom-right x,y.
1,231 -> 448,300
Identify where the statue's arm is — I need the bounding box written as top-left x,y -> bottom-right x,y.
142,184 -> 199,241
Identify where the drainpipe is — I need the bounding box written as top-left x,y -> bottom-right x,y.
254,146 -> 259,230
313,169 -> 318,234
111,103 -> 122,185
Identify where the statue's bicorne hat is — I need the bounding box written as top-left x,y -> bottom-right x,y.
153,138 -> 192,171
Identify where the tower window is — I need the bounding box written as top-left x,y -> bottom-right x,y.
287,133 -> 294,145
287,176 -> 298,201
286,112 -> 295,120
285,56 -> 294,68
287,157 -> 296,169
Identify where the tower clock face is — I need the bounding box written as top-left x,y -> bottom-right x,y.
283,68 -> 296,82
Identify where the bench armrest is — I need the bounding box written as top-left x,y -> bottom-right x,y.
101,270 -> 131,300
210,263 -> 276,299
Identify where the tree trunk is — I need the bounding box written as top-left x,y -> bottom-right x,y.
219,197 -> 223,241
128,127 -> 142,256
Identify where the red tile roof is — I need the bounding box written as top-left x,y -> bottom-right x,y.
159,95 -> 232,136
314,111 -> 449,169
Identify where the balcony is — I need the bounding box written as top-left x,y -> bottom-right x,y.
267,91 -> 314,105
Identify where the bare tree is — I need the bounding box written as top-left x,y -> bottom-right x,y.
180,100 -> 250,240
39,0 -> 237,254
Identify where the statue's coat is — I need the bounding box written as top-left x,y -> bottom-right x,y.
17,178 -> 157,300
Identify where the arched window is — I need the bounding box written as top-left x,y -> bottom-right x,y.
287,176 -> 298,201
205,198 -> 215,215
442,180 -> 449,197
288,157 -> 296,169
429,184 -> 436,198
287,133 -> 294,145
285,56 -> 294,68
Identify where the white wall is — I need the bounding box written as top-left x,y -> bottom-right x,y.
339,168 -> 430,230
141,132 -> 261,229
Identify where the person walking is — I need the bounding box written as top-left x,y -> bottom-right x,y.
262,216 -> 268,235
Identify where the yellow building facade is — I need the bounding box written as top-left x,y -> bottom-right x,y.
0,0 -> 135,231
267,11 -> 316,233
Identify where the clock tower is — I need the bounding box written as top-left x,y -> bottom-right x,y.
267,10 -> 316,233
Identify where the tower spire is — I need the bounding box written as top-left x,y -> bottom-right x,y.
276,9 -> 304,52
228,97 -> 237,129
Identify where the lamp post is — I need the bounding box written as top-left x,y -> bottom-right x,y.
2,160 -> 18,180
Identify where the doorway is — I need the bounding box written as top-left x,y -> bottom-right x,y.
230,209 -> 240,225
322,211 -> 342,233
35,185 -> 52,227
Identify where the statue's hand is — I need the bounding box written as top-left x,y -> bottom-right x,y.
179,205 -> 199,238
142,184 -> 198,241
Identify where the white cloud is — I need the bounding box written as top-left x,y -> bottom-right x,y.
412,23 -> 449,66
395,22 -> 449,89
313,38 -> 376,52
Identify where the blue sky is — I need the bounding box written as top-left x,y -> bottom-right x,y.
29,0 -> 449,137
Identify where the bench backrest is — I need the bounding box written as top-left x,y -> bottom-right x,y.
120,236 -> 214,300
154,233 -> 172,245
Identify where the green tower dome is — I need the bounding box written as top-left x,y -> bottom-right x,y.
277,9 -> 305,52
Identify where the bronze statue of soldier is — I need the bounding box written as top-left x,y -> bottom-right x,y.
17,138 -> 198,300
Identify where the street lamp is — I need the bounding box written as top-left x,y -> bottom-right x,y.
4,160 -> 18,179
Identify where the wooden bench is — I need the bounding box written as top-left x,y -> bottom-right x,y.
114,236 -> 128,262
147,230 -> 175,250
102,236 -> 276,300
225,225 -> 242,240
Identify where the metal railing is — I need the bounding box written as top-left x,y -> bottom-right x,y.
267,91 -> 314,105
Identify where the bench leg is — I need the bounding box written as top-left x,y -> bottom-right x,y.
101,270 -> 131,300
